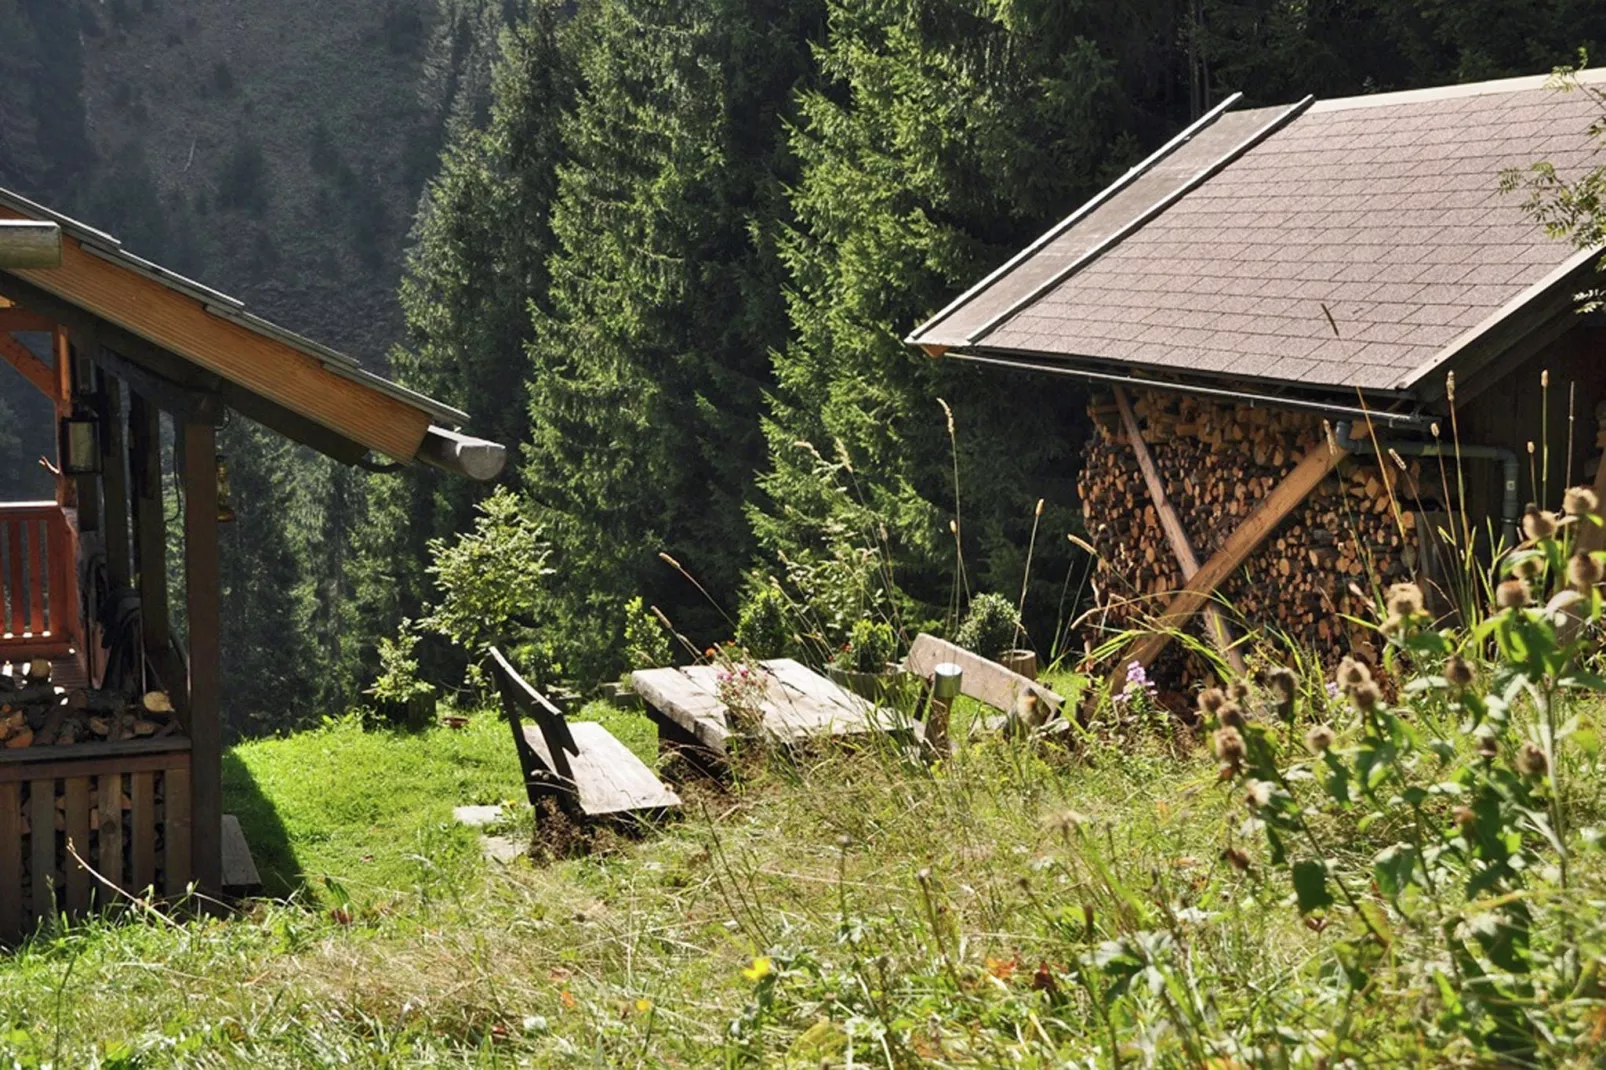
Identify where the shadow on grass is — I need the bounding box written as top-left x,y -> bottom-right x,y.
222,749 -> 302,898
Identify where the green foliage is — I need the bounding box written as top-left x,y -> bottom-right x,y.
622,596 -> 674,671
954,592 -> 1020,661
366,625 -> 436,704
837,617 -> 894,673
735,585 -> 793,660
418,487 -> 553,658
521,0 -> 821,683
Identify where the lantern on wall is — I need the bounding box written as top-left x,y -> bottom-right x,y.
59,415 -> 100,475
216,453 -> 236,523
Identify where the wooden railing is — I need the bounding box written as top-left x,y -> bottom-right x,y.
0,502 -> 76,660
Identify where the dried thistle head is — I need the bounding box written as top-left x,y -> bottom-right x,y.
1477,732 -> 1499,759
1565,486 -> 1600,517
1495,578 -> 1531,610
1350,682 -> 1384,712
1517,741 -> 1549,778
1244,779 -> 1273,811
1267,667 -> 1298,702
1385,582 -> 1425,619
1222,846 -> 1252,872
1213,726 -> 1246,769
1335,656 -> 1371,690
1217,702 -> 1246,729
1523,504 -> 1558,542
1197,688 -> 1226,715
1305,724 -> 1336,753
1512,556 -> 1544,581
1229,680 -> 1251,703
1569,552 -> 1605,589
1445,655 -> 1475,690
1452,805 -> 1475,831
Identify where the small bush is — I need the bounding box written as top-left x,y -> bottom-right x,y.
954,592 -> 1019,660
419,488 -> 553,662
622,596 -> 673,671
735,586 -> 791,659
836,618 -> 895,673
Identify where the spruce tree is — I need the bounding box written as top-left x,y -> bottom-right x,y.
755,0 -> 1144,650
522,0 -> 822,680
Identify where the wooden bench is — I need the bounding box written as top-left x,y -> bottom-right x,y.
488,648 -> 680,822
904,634 -> 1065,736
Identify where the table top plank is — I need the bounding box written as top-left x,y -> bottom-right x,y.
632,659 -> 896,747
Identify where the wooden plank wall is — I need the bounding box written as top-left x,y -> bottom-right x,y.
0,748 -> 192,944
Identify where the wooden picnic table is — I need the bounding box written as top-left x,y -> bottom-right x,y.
630,658 -> 900,756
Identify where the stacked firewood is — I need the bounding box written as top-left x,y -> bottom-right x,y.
1078,391 -> 1439,687
0,660 -> 179,750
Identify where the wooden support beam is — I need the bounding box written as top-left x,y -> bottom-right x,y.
1112,386 -> 1246,676
0,220 -> 61,269
99,376 -> 133,592
130,393 -> 179,699
0,307 -> 56,332
1124,439 -> 1349,671
0,333 -> 56,400
180,422 -> 223,902
91,344 -> 222,426
418,426 -> 507,482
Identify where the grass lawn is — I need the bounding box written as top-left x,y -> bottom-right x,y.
0,685 -> 1602,1065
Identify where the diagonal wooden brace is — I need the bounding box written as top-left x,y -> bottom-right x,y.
1113,386 -> 1246,676
0,332 -> 58,401
1123,433 -> 1349,673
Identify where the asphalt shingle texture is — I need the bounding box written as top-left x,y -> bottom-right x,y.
972,84 -> 1604,391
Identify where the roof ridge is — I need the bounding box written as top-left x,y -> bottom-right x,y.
1308,66 -> 1606,113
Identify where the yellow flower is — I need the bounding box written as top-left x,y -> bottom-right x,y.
635,998 -> 652,1014
742,956 -> 773,982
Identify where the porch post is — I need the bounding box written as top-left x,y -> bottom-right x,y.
129,392 -> 178,699
180,421 -> 222,901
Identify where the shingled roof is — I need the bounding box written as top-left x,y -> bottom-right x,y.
909,69 -> 1606,399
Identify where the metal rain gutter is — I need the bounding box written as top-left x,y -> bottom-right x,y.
941,349 -> 1437,430
1332,420 -> 1519,547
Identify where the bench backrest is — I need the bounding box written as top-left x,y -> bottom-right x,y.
488,647 -> 578,805
905,633 -> 1063,717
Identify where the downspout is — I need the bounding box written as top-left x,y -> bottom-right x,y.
1333,421 -> 1519,547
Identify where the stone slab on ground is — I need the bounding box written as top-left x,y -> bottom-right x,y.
453,804 -> 505,828
481,835 -> 525,864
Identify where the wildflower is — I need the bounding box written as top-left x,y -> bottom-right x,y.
1569,552 -> 1605,589
1305,724 -> 1336,753
742,957 -> 774,982
1115,661 -> 1157,706
1386,582 -> 1425,619
1213,726 -> 1245,772
1495,578 -> 1530,610
1335,657 -> 1371,690
1523,503 -> 1558,541
1217,702 -> 1246,729
1512,555 -> 1544,581
1517,742 -> 1549,778
1350,682 -> 1384,712
1445,655 -> 1475,689
1565,486 -> 1600,517
1197,688 -> 1226,715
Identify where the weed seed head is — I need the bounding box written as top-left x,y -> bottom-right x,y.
1336,657 -> 1371,690
1452,805 -> 1475,831
1222,846 -> 1252,872
1517,742 -> 1549,778
1570,552 -> 1605,589
1217,703 -> 1246,729
1229,681 -> 1251,703
1197,688 -> 1226,715
1495,578 -> 1530,610
1350,682 -> 1384,712
1213,726 -> 1245,771
1267,667 -> 1297,702
1523,504 -> 1558,541
1244,779 -> 1273,811
1305,724 -> 1336,753
1513,556 -> 1544,581
1386,582 -> 1425,619
1445,656 -> 1475,689
1565,486 -> 1600,517
1476,731 -> 1499,759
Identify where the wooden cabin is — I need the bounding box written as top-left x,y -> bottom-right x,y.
0,191 -> 503,940
907,70 -> 1606,685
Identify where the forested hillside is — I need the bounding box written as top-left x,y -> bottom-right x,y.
2,0 -> 1604,730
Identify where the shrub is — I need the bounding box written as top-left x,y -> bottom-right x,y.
419,487 -> 552,659
622,596 -> 673,671
954,593 -> 1019,660
837,618 -> 895,674
735,586 -> 792,659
